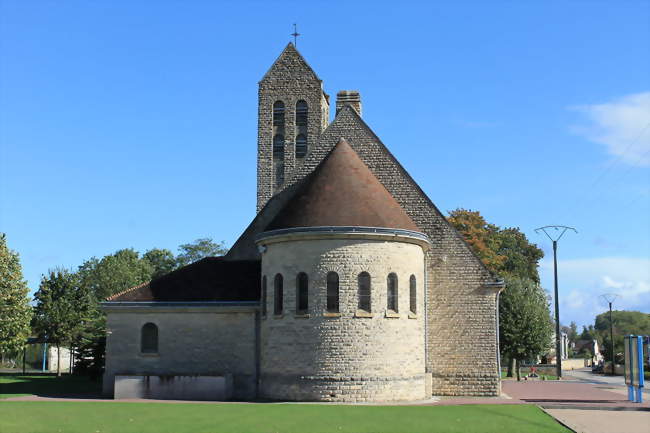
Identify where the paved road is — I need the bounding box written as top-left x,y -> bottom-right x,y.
565,368 -> 649,395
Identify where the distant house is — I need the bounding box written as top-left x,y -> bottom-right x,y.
573,339 -> 603,364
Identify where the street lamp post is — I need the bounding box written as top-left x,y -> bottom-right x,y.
600,294 -> 619,375
535,225 -> 577,379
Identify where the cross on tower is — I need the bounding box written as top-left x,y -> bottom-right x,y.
291,24 -> 300,46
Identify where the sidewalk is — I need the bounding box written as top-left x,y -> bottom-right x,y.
499,380 -> 648,433
543,408 -> 649,433
501,380 -> 649,409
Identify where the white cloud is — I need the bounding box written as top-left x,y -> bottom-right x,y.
571,92 -> 650,166
539,257 -> 650,327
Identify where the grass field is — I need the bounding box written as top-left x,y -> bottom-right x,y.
0,374 -> 101,399
500,371 -> 559,380
0,401 -> 571,433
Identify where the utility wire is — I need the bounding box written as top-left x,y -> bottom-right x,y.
557,122 -> 650,223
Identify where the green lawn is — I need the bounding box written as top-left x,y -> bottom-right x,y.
0,402 -> 571,433
0,374 -> 101,399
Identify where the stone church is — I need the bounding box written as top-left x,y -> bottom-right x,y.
102,43 -> 504,402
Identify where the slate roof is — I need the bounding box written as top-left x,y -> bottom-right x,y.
266,139 -> 420,232
106,257 -> 260,302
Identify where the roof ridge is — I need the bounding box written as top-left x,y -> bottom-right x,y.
106,280 -> 151,301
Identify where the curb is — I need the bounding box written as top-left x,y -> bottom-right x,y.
540,404 -> 650,412
539,407 -> 577,433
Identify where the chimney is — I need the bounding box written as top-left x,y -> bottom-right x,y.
336,90 -> 362,116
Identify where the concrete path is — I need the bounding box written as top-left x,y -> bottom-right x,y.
544,409 -> 650,433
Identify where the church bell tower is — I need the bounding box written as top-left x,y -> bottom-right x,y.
256,43 -> 330,212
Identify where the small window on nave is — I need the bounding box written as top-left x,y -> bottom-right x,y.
387,273 -> 398,313
274,273 -> 284,315
326,272 -> 339,313
141,323 -> 158,354
296,272 -> 309,314
409,275 -> 416,314
358,272 -> 371,313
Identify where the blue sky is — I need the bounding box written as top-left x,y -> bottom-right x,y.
1,1 -> 648,329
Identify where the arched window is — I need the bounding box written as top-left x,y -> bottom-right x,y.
326,272 -> 339,313
409,275 -> 416,314
295,134 -> 307,158
296,272 -> 308,314
273,101 -> 285,126
141,323 -> 158,354
261,276 -> 267,317
296,100 -> 308,126
387,273 -> 398,313
274,274 -> 283,315
358,272 -> 371,312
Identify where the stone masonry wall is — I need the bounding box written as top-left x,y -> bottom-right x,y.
102,308 -> 257,399
257,44 -> 329,212
259,235 -> 427,402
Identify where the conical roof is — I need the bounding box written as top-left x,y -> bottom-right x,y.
266,139 -> 420,232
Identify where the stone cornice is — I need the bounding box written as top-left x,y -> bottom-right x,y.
255,226 -> 431,250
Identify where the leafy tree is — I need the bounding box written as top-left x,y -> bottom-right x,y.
32,269 -> 79,376
579,325 -> 597,341
448,209 -> 505,272
71,293 -> 105,379
494,228 -> 544,283
0,233 -> 32,364
448,209 -> 543,282
499,277 -> 554,380
143,248 -> 177,279
175,238 -> 228,268
593,310 -> 650,364
77,249 -> 153,300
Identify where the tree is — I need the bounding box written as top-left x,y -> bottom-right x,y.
579,325 -> 597,341
32,269 -> 79,376
447,209 -> 543,282
71,289 -> 105,379
447,209 -> 505,272
499,277 -> 554,380
593,310 -> 650,364
494,228 -> 544,283
175,238 -> 228,268
143,248 -> 177,279
0,233 -> 32,364
77,249 -> 153,300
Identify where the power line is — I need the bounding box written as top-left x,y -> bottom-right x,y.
557,122 -> 650,224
